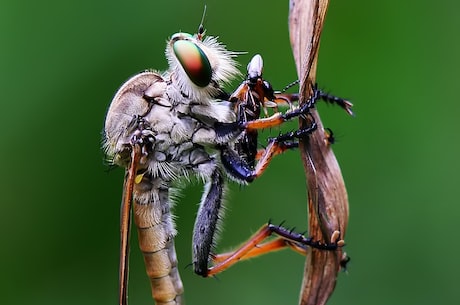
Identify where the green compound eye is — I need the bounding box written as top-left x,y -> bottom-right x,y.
173,39 -> 212,87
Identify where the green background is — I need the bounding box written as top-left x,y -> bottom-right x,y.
1,0 -> 458,304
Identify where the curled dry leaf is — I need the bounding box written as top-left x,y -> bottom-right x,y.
288,0 -> 350,305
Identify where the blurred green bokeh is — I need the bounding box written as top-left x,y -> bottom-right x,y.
1,0 -> 459,304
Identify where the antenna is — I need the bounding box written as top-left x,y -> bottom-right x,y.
197,5 -> 207,40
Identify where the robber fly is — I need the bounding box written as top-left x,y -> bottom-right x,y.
104,24 -> 348,304
103,27 -> 241,304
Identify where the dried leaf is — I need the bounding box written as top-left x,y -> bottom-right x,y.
288,1 -> 350,304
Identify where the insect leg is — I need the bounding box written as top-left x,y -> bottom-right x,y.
206,224 -> 344,277
219,117 -> 315,184
214,85 -> 343,141
316,86 -> 354,116
218,138 -> 293,183
192,164 -> 226,277
275,84 -> 353,116
254,141 -> 298,161
241,90 -> 320,131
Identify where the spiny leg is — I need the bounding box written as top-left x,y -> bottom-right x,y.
212,238 -> 298,264
240,87 -> 323,131
192,165 -> 227,277
220,133 -> 307,183
316,86 -> 354,116
205,223 -> 344,277
254,141 -> 298,161
250,135 -> 306,180
221,111 -> 318,184
274,84 -> 354,116
214,88 -> 316,140
215,84 -> 348,145
212,234 -> 312,265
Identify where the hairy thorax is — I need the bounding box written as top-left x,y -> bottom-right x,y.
104,71 -> 235,183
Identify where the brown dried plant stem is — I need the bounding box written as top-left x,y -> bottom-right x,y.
288,1 -> 349,305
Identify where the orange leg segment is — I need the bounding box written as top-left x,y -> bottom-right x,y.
206,224 -> 343,277
251,140 -> 299,179
212,238 -> 306,264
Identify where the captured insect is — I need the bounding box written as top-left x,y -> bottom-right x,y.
229,54 -> 268,168
227,54 -> 299,170
103,23 -> 347,305
224,54 -> 352,176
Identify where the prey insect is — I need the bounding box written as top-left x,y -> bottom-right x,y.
227,54 -> 299,169
103,25 -> 345,305
234,54 -> 353,158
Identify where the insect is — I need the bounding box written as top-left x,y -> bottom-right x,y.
103,27 -> 241,304
103,24 -> 346,305
226,53 -> 352,175
229,54 -> 269,168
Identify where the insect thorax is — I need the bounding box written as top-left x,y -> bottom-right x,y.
104,71 -> 237,183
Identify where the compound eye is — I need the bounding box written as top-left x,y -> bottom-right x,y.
173,39 -> 212,87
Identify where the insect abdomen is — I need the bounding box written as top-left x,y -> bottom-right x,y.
134,194 -> 184,305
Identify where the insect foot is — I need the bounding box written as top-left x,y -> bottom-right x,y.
266,224 -> 344,251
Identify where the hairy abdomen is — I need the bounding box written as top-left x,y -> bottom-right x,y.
134,188 -> 184,305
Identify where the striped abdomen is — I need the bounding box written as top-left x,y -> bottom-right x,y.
133,182 -> 184,305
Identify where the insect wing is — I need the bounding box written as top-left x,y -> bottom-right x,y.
105,72 -> 166,305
